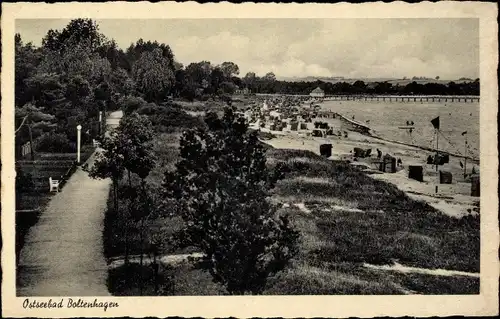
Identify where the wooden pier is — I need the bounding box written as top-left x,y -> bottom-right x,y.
322,95 -> 480,103
256,93 -> 480,103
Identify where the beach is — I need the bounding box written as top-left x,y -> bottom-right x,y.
256,122 -> 479,219
319,100 -> 479,159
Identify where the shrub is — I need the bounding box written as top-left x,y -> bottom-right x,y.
121,96 -> 148,115
35,132 -> 75,153
137,103 -> 160,116
148,107 -> 205,132
15,165 -> 35,193
199,94 -> 210,102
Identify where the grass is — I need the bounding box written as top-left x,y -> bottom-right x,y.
108,263 -> 175,296
269,148 -> 479,273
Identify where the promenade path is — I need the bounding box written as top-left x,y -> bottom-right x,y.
17,110 -> 123,296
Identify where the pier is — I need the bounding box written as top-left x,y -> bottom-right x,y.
322,95 -> 480,103
256,93 -> 480,103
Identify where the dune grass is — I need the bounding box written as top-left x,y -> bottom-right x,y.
269,148 -> 479,273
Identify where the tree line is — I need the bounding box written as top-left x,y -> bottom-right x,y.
245,78 -> 480,96
14,19 -> 247,153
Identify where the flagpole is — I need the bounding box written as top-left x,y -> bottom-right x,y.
430,116 -> 440,194
464,134 -> 467,178
435,127 -> 439,194
435,128 -> 439,171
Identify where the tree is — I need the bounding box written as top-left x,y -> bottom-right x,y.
15,103 -> 56,160
115,113 -> 156,294
125,39 -> 176,72
242,72 -> 256,91
220,81 -> 236,95
15,34 -> 42,106
220,61 -> 240,79
132,48 -> 175,103
87,133 -> 126,260
210,67 -> 225,94
88,133 -> 126,214
162,106 -> 299,295
116,112 -> 156,184
263,72 -> 276,82
120,96 -> 147,116
22,73 -> 69,123
108,67 -> 136,104
42,19 -> 104,54
185,61 -> 213,89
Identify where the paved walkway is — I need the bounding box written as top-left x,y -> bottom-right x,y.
17,111 -> 122,296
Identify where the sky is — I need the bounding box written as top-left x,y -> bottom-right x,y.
16,19 -> 479,80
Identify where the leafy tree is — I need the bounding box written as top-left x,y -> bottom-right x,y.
231,76 -> 243,89
210,67 -> 225,94
120,96 -> 147,116
242,72 -> 256,91
42,19 -> 104,54
116,112 -> 156,184
115,113 -> 156,289
109,67 -> 136,95
263,72 -> 276,82
132,49 -> 175,103
220,61 -> 240,79
125,39 -> 176,72
173,68 -> 189,98
185,61 -> 213,89
220,81 -> 237,95
65,75 -> 91,107
97,39 -> 128,70
15,103 -> 56,159
15,34 -> 42,106
162,106 -> 299,295
87,133 -> 126,257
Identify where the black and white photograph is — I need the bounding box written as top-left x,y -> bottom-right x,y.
1,2 -> 498,318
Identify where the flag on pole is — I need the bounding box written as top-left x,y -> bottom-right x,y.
431,116 -> 440,130
461,131 -> 468,135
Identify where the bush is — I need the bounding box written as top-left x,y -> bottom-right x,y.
137,103 -> 160,116
148,107 -> 205,132
35,132 -> 75,153
15,166 -> 35,193
121,96 -> 148,115
179,86 -> 196,101
199,94 -> 210,102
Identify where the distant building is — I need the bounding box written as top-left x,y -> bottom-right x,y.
310,87 -> 325,98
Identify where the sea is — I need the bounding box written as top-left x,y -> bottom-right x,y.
320,100 -> 480,159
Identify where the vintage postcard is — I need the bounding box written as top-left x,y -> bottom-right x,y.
1,1 -> 498,318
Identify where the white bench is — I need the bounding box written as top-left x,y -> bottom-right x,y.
93,139 -> 101,148
49,177 -> 60,192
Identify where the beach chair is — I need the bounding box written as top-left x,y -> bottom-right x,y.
49,177 -> 60,192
